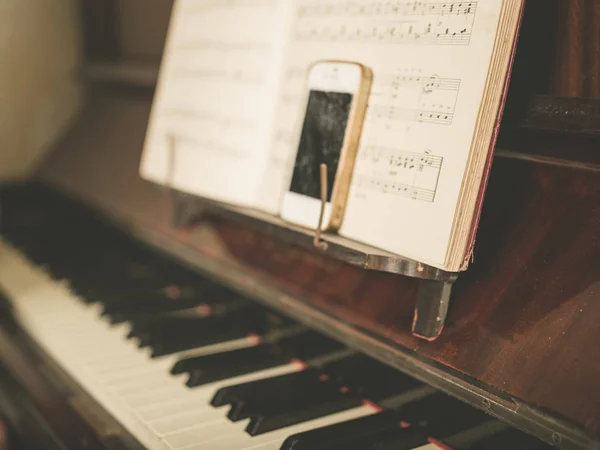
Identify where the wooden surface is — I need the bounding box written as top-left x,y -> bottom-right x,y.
552,0 -> 600,98
35,87 -> 600,445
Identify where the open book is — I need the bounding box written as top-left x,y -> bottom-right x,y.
140,0 -> 524,272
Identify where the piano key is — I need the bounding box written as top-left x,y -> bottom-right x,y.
99,283 -> 224,308
212,370 -> 319,408
226,372 -> 333,422
105,300 -> 213,325
279,409 -> 408,450
130,313 -> 267,356
467,427 -> 557,450
323,354 -> 424,403
394,393 -> 482,429
248,362 -> 435,439
149,408 -> 227,437
165,405 -> 376,450
424,420 -> 509,450
107,294 -> 252,325
136,362 -> 302,423
281,392 -> 493,450
245,392 -> 363,436
174,330 -> 341,387
325,426 -> 429,450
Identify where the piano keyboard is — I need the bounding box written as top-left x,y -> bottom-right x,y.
0,186 -> 556,449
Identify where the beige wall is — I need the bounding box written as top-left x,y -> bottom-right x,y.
0,0 -> 84,181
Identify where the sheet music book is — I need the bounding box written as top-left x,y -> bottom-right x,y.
140,0 -> 525,272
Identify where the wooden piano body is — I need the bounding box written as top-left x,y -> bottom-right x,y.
0,1 -> 599,449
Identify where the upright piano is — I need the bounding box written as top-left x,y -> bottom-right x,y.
0,1 -> 599,449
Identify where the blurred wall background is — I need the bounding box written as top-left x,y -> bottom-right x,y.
0,0 -> 84,181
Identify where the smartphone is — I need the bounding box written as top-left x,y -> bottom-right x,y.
280,61 -> 372,231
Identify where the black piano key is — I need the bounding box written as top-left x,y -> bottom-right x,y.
245,391 -> 363,436
129,306 -> 266,340
469,428 -> 557,450
394,393 -> 487,434
211,370 -> 316,408
279,331 -> 347,361
103,295 -> 216,324
416,396 -> 492,439
227,377 -> 336,422
205,297 -> 255,317
174,331 -> 342,387
279,411 -> 403,450
327,426 -> 428,450
322,354 -> 425,403
211,367 -> 365,435
135,310 -> 275,357
175,344 -> 290,385
102,286 -> 246,324
73,265 -> 198,299
226,371 -> 329,421
64,252 -> 199,297
295,394 -> 483,450
146,327 -> 255,358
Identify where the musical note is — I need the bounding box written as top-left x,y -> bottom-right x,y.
354,176 -> 437,202
297,1 -> 478,18
367,70 -> 461,126
294,23 -> 472,45
354,146 -> 443,202
294,0 -> 477,46
369,105 -> 455,125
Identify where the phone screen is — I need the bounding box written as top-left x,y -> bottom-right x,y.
289,90 -> 353,202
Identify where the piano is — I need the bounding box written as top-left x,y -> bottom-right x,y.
0,1 -> 598,449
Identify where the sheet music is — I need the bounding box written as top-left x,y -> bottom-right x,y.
140,0 -> 293,206
258,0 -> 504,267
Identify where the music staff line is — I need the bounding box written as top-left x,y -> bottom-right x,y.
167,67 -> 265,85
298,1 -> 478,18
164,132 -> 250,159
278,97 -> 458,126
354,175 -> 438,202
381,74 -> 461,92
372,72 -> 461,125
294,23 -> 472,45
370,104 -> 454,125
359,146 -> 443,169
354,147 -> 444,202
161,107 -> 255,130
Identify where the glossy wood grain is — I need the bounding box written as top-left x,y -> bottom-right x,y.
551,0 -> 600,98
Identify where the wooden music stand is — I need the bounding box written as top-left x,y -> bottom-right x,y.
163,138 -> 461,340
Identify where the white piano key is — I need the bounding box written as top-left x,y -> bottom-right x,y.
164,418 -> 251,449
136,363 -> 301,423
178,405 -> 377,450
149,408 -> 229,437
411,444 -> 446,450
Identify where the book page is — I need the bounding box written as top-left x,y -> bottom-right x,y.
140,0 -> 292,207
257,0 -> 505,267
